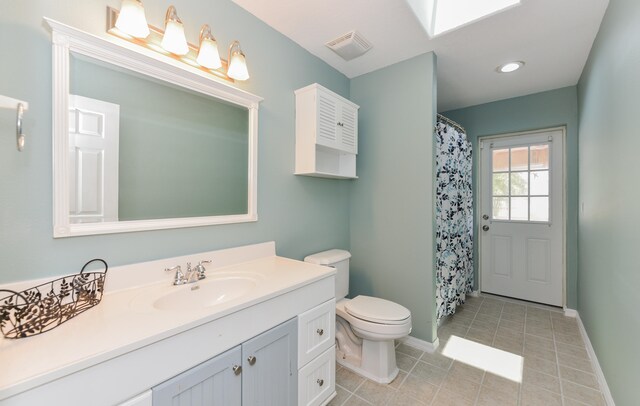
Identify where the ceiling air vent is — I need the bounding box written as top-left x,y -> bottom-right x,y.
325,30 -> 372,61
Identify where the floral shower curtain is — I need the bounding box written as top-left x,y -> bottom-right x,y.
435,117 -> 474,321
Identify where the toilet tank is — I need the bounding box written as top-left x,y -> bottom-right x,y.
304,249 -> 351,300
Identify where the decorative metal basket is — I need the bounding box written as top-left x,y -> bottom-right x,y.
0,259 -> 108,339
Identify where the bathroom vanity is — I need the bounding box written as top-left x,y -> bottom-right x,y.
0,242 -> 336,406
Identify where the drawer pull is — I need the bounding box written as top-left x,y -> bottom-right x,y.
248,355 -> 257,366
317,328 -> 324,336
317,378 -> 324,387
232,365 -> 242,375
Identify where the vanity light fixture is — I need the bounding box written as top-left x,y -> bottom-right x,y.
106,5 -> 250,83
497,61 -> 525,73
196,24 -> 222,70
227,41 -> 250,81
161,6 -> 189,55
114,0 -> 150,38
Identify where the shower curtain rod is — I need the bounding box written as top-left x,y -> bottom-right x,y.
437,114 -> 466,134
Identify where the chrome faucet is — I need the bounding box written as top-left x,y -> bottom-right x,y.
165,260 -> 212,285
165,265 -> 186,285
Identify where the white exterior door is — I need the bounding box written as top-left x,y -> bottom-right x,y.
480,129 -> 564,306
68,95 -> 120,223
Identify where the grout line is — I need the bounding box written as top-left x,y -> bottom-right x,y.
550,308 -> 568,406
516,303 -> 527,406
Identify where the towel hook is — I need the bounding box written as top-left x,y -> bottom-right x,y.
16,103 -> 25,152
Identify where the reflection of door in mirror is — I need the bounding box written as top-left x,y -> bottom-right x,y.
68,95 -> 120,224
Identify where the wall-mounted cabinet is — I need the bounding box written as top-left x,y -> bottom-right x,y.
295,84 -> 359,179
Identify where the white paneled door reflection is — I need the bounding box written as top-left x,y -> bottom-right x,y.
68,95 -> 120,223
480,129 -> 564,306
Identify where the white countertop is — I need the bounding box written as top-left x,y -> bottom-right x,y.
0,244 -> 335,401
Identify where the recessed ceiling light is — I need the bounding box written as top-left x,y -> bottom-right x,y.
498,61 -> 525,73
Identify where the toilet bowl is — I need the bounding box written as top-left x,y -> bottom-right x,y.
304,250 -> 413,384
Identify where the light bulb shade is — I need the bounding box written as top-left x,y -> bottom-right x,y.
196,25 -> 222,70
115,0 -> 150,38
227,41 -> 250,81
161,6 -> 189,55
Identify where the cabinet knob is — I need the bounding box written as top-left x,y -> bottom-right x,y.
317,328 -> 324,336
317,378 -> 324,387
247,355 -> 257,366
233,365 -> 242,375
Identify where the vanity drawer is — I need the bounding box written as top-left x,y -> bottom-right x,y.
298,298 -> 335,367
298,346 -> 335,406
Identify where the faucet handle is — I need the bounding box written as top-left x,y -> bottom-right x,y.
195,259 -> 212,280
165,265 -> 185,285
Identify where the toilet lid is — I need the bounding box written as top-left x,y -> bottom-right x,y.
344,295 -> 411,325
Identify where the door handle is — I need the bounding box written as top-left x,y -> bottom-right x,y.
482,225 -> 490,231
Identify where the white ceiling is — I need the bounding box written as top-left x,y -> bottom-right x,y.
232,0 -> 609,111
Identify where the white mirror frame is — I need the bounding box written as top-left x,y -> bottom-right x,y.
45,18 -> 262,238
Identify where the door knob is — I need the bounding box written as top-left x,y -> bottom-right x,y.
247,355 -> 257,365
483,214 -> 489,220
482,225 -> 490,231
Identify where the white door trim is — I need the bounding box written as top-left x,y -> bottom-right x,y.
477,126 -> 567,308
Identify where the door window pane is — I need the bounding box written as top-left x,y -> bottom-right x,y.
510,172 -> 528,196
492,149 -> 509,172
510,197 -> 528,220
530,145 -> 549,170
530,171 -> 549,195
493,197 -> 509,220
530,197 -> 549,221
493,173 -> 509,196
490,143 -> 551,223
510,147 -> 528,171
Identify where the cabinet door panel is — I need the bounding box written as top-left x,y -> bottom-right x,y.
152,346 -> 241,406
339,104 -> 357,154
316,92 -> 338,149
242,318 -> 298,406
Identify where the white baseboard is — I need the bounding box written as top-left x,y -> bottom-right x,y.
563,308 -> 578,318
400,335 -> 439,354
575,312 -> 615,406
467,290 -> 480,297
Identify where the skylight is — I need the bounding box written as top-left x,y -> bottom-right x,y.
406,0 -> 521,38
435,0 -> 521,36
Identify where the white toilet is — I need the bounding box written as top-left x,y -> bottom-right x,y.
305,249 -> 412,384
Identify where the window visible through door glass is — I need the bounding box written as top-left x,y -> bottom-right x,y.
510,147 -> 528,171
492,149 -> 509,172
491,143 -> 550,222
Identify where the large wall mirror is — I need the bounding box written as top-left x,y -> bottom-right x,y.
47,19 -> 262,237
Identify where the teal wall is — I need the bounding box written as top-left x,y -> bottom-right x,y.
0,0 -> 351,283
70,55 -> 249,220
577,0 -> 640,404
349,53 -> 438,342
443,86 -> 579,309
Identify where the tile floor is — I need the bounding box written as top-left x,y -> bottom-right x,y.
329,294 -> 606,406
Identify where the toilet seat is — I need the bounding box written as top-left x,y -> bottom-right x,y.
344,295 -> 411,325
336,297 -> 412,340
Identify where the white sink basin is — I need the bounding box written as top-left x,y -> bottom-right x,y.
152,276 -> 258,311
